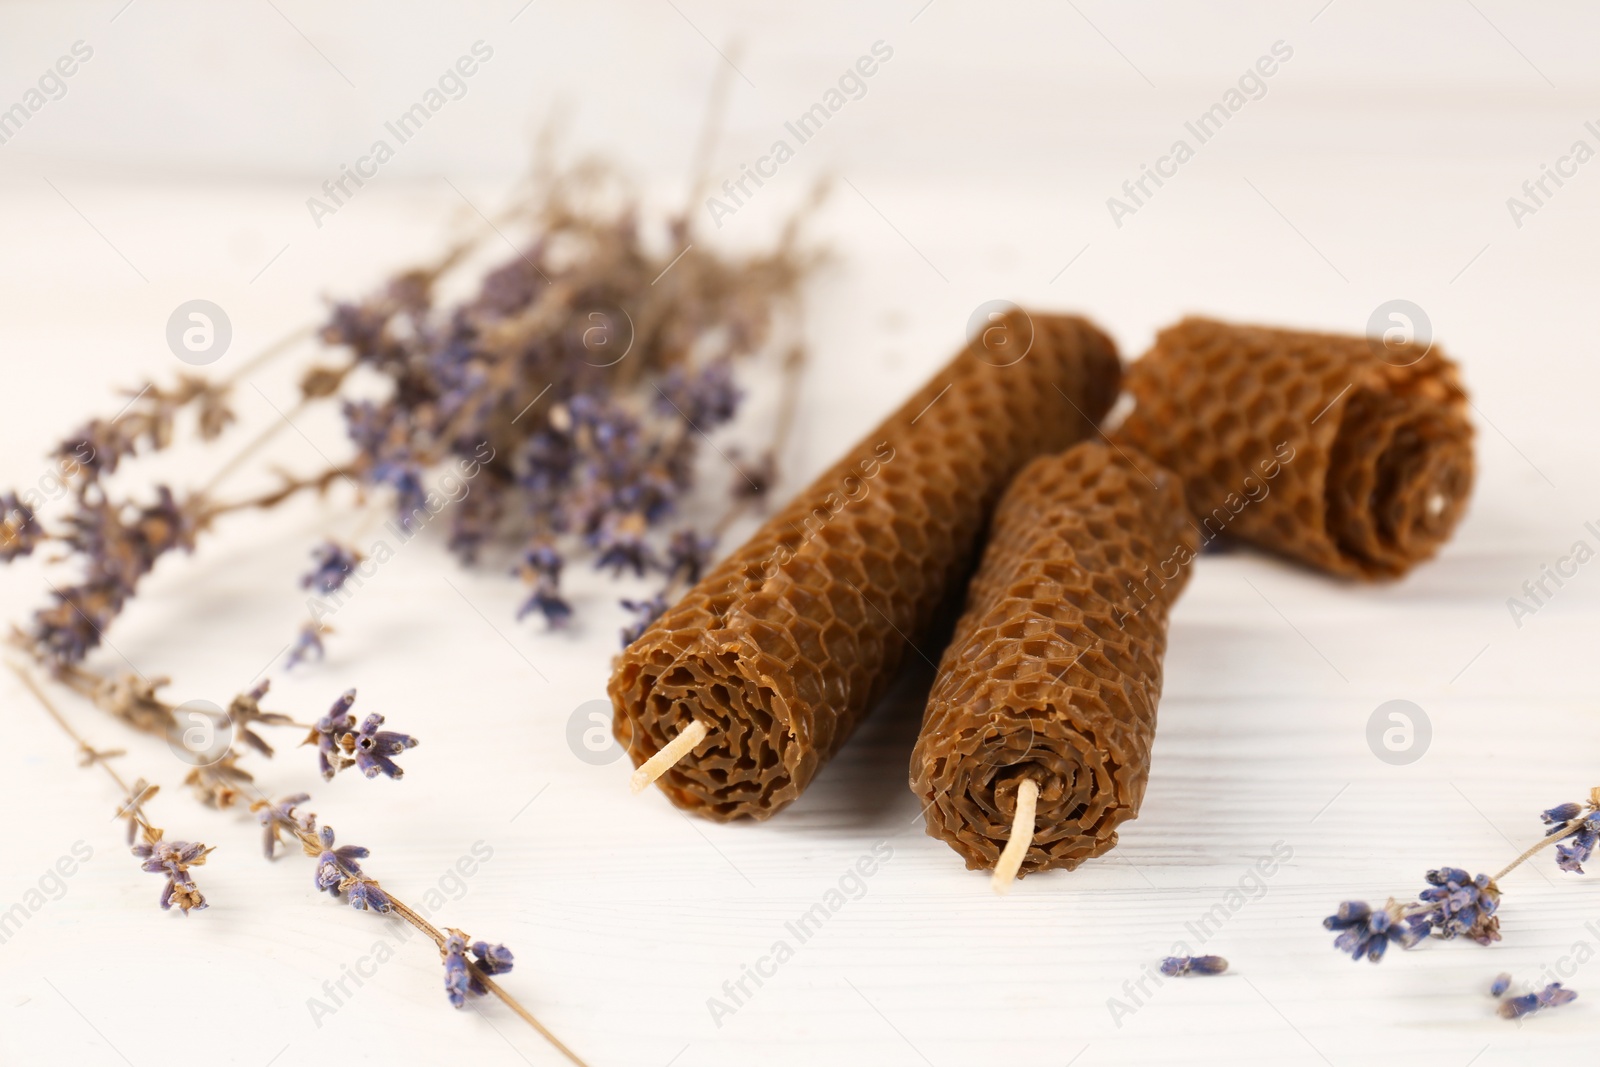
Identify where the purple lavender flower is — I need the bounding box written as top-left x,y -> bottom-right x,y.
322,301 -> 394,362
593,512 -> 657,578
516,427 -> 577,503
0,492 -> 42,562
1555,816 -> 1599,873
342,398 -> 394,457
443,930 -> 472,1008
476,259 -> 541,317
664,528 -> 716,585
620,594 -> 668,648
283,621 -> 327,671
32,579 -> 124,663
306,690 -> 416,780
310,689 -> 359,779
1416,868 -> 1502,944
372,457 -> 429,530
30,486 -> 198,664
132,836 -> 212,914
567,394 -> 640,453
516,544 -> 573,627
442,928 -> 515,1008
254,793 -> 314,859
301,541 -> 362,595
352,713 -> 418,779
448,476 -> 504,563
655,361 -> 742,430
312,825 -> 370,897
58,418 -> 132,480
1542,802 -> 1584,833
521,543 -> 563,581
345,879 -> 392,913
1159,955 -> 1227,977
1500,982 -> 1578,1020
472,941 -> 514,977
518,586 -> 573,628
1324,900 -> 1427,962
134,485 -> 196,560
1491,972 -> 1512,997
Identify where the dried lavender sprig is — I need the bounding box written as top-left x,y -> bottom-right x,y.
1,325 -> 331,663
18,660 -> 582,1061
1538,789 -> 1600,873
1323,787 -> 1599,963
251,792 -> 587,1066
11,662 -> 214,914
26,655 -> 418,795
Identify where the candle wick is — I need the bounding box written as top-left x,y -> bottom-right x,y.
991,778 -> 1040,895
629,719 -> 710,794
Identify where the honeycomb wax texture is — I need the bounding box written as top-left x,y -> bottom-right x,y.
1112,317 -> 1474,578
609,311 -> 1123,821
911,442 -> 1197,875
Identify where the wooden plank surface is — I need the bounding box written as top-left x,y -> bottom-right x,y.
3,4 -> 1599,1062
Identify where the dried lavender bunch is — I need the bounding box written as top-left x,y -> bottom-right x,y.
1,154 -> 815,670
1323,787 -> 1600,964
312,158 -> 819,645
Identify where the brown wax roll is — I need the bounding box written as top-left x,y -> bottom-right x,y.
1112,317 -> 1474,579
911,441 -> 1196,874
610,312 -> 1122,820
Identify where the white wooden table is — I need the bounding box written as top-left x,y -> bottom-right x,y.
3,3 -> 1599,1064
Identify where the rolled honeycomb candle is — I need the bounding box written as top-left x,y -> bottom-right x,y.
609,311 -> 1123,820
1111,316 -> 1474,579
911,441 -> 1197,878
